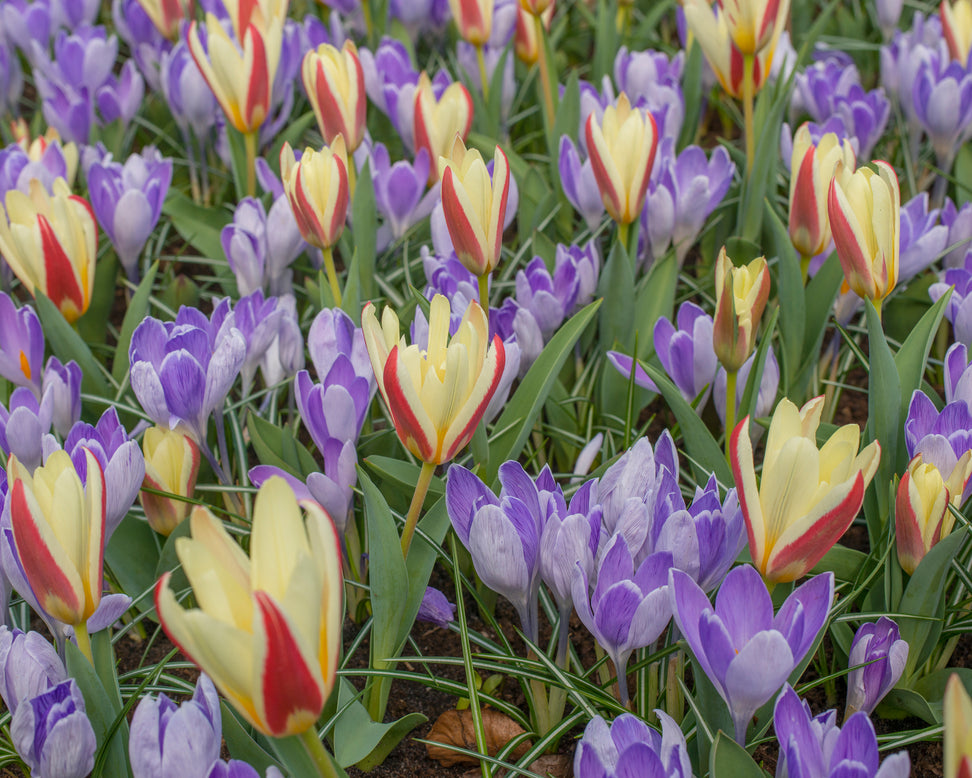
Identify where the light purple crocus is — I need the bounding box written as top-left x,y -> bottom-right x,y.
877,0 -> 904,38
11,677 -> 96,778
670,565 -> 835,744
556,241 -> 600,308
0,387 -> 53,471
559,135 -> 606,232
40,356 -> 81,438
305,306 -> 376,422
88,147 -> 172,281
417,587 -> 456,628
0,140 -> 76,198
898,192 -> 948,280
0,293 -> 44,396
904,389 -> 972,503
370,144 -> 436,243
912,52 -> 972,173
0,627 -> 66,717
930,261 -> 972,345
0,40 -> 23,116
48,0 -> 98,31
129,674 -> 222,778
845,617 -> 908,717
207,761 -> 284,778
614,47 -> 686,141
945,341 -> 972,405
97,59 -> 146,127
256,294 -> 304,389
774,685 -> 911,778
942,198 -> 972,268
492,297 -> 543,377
390,0 -> 451,30
112,0 -> 171,93
515,256 -> 580,340
573,711 -> 692,778
225,291 -> 286,396
222,197 -> 296,297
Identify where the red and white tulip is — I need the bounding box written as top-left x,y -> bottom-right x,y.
302,41 -> 367,153
448,0 -> 495,46
279,139 -> 350,251
712,247 -> 770,373
413,73 -> 474,183
942,0 -> 972,64
140,426 -> 201,537
135,0 -> 195,39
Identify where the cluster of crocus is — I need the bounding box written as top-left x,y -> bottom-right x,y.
573,711 -> 692,778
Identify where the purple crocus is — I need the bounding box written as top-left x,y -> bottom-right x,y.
0,387 -> 53,471
877,0 -> 904,38
40,356 -> 81,438
774,685 -> 910,778
904,390 -> 972,503
207,761 -> 284,778
370,143 -> 436,243
88,147 -> 172,281
573,711 -> 692,778
416,587 -> 456,628
845,617 -> 908,717
556,241 -> 600,308
389,0 -> 451,31
11,677 -> 96,778
224,291 -> 286,396
945,341 -> 972,405
222,197 -> 298,297
129,674 -> 222,778
614,47 -> 686,141
159,39 -> 218,141
0,139 -> 77,197
912,52 -> 972,173
670,565 -> 835,743
559,135 -> 606,232
515,256 -> 580,340
942,198 -> 972,268
0,627 -> 66,717
48,0 -> 98,31
0,40 -> 23,116
97,59 -> 146,128
112,0 -> 171,93
930,261 -> 972,345
0,293 -> 44,396
899,192 -> 948,280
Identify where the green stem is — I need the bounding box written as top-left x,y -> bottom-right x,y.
244,130 -> 258,198
475,44 -> 490,103
322,246 -> 343,307
742,54 -> 755,179
617,221 -> 630,257
298,728 -> 341,778
724,369 -> 737,460
401,461 -> 436,558
74,622 -> 94,666
534,13 -> 555,130
800,253 -> 811,285
478,273 -> 490,313
873,296 -> 883,322
528,653 -> 551,734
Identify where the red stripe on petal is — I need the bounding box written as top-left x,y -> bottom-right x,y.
383,346 -> 436,462
243,26 -> 269,131
729,416 -> 762,559
255,591 -> 324,736
441,168 -> 488,274
326,156 -> 350,247
585,117 -> 623,220
314,61 -> 347,144
37,215 -> 84,317
789,147 -> 822,255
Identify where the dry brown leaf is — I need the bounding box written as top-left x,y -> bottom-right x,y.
426,709 -> 531,766
459,753 -> 573,778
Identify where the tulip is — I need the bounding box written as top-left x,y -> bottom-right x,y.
155,476 -> 343,738
731,396 -> 881,582
827,160 -> 900,313
140,426 -> 201,537
413,73 -> 474,183
943,0 -> 972,65
845,617 -> 908,717
7,449 -> 105,658
788,124 -> 857,266
448,0 -> 494,46
712,247 -> 771,373
0,178 -> 97,324
895,452 -> 972,575
136,0 -> 194,39
718,0 -> 791,56
514,3 -> 554,65
302,41 -> 367,153
945,673 -> 972,778
585,92 -> 659,226
437,136 -> 511,303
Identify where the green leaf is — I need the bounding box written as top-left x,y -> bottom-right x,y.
105,515 -> 161,610
162,190 -> 230,260
634,253 -> 679,360
271,732 -> 346,778
34,291 -> 112,397
333,679 -> 426,769
879,688 -> 940,724
809,543 -> 867,582
598,240 -> 635,352
864,299 -> 900,538
913,667 -> 972,709
351,160 -> 377,300
221,702 -> 282,771
486,300 -> 600,485
710,732 -> 767,778
765,202 -> 805,390
677,42 -> 704,152
113,261 -> 160,384
592,0 -> 619,83
739,306 -> 779,422
248,412 -> 319,479
77,253 -> 118,347
153,516 -> 194,596
364,456 -> 445,499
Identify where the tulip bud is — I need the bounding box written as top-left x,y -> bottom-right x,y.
945,673 -> 972,778
845,616 -> 908,717
437,136 -> 511,277
712,247 -> 770,372
585,93 -> 659,225
519,0 -> 552,13
279,139 -> 350,251
514,3 -> 555,65
827,160 -> 900,307
720,0 -> 792,56
895,452 -> 972,574
448,0 -> 495,46
135,0 -> 194,39
302,41 -> 367,153
942,0 -> 972,65
788,124 -> 856,258
140,426 -> 201,536
413,73 -> 474,183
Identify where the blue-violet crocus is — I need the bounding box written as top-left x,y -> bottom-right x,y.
573,710 -> 692,778
845,616 -> 908,717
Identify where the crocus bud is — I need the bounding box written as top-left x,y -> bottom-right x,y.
448,0 -> 495,46
845,616 -> 908,717
945,673 -> 972,778
585,92 -> 659,225
302,41 -> 367,153
943,0 -> 972,65
788,124 -> 856,258
712,247 -> 770,372
828,160 -> 900,307
140,426 -> 201,537
136,0 -> 194,39
279,139 -> 350,251
437,136 -> 511,277
0,178 -> 97,324
11,679 -> 96,778
895,452 -> 972,574
413,73 -> 473,183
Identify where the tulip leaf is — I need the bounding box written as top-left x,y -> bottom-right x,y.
220,702 -> 281,771
634,252 -> 679,360
272,732 -> 347,778
879,687 -> 940,724
486,300 -> 600,485
112,261 -> 160,386
709,732 -> 768,778
153,516 -> 194,596
248,412 -> 319,480
739,305 -> 779,423
77,252 -> 119,347
364,456 -> 445,499
809,543 -> 867,582
162,190 -> 230,261
592,0 -> 619,83
677,41 -> 704,153
351,159 -> 376,301
913,667 -> 972,709
333,678 -> 426,769
105,515 -> 161,612
34,291 -> 112,398
598,240 -> 635,352
864,299 -> 900,537
765,202 -> 804,389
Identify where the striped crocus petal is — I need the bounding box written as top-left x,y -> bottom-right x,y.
440,334 -> 505,462
383,345 -> 438,462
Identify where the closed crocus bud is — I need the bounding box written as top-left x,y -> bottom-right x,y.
279,139 -> 350,251
943,0 -> 972,65
712,247 -> 770,372
845,617 -> 908,717
896,452 -> 972,575
413,73 -> 474,183
136,0 -> 194,39
448,0 -> 494,45
140,426 -> 201,537
585,92 -> 659,225
788,124 -> 856,259
945,673 -> 972,778
437,136 -> 511,277
11,678 -> 96,778
0,628 -> 67,718
0,178 -> 97,324
731,396 -> 881,583
827,160 -> 900,308
155,477 -> 344,738
7,449 -> 105,629
302,41 -> 367,153
362,295 -> 505,465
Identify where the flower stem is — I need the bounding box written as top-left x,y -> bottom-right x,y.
476,44 -> 490,103
724,369 -> 737,459
873,297 -> 883,323
742,54 -> 755,179
244,130 -> 258,198
618,221 -> 630,257
800,253 -> 811,285
478,273 -> 490,313
322,246 -> 343,307
534,13 -> 555,130
74,622 -> 94,665
401,461 -> 436,558
298,728 -> 341,778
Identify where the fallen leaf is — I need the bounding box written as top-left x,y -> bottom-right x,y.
426,709 -> 530,766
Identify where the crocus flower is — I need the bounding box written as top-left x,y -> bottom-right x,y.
775,685 -> 910,778
0,178 -> 97,324
945,672 -> 972,778
514,255 -> 579,339
946,341 -> 972,405
139,426 -> 200,536
279,139 -> 349,251
0,627 -> 67,716
941,198 -> 972,268
931,263 -> 972,346
362,295 -> 505,465
0,138 -> 77,198
559,135 -> 606,232
912,52 -> 972,171
573,711 -> 692,778
712,247 -> 770,373
877,0 -> 903,38
0,293 -> 44,396
437,136 -> 511,279
845,617 -> 908,717
827,160 -> 900,309
155,477 -> 343,737
448,0 -> 494,45
7,449 -> 105,631
670,565 -> 834,744
943,0 -> 972,64
413,72 -> 474,182
208,761 -> 284,778
0,388 -> 52,472
221,196 -> 302,297
41,356 -> 81,438
731,396 -> 881,583
302,40 -> 367,152
160,40 -> 220,141
129,674 -> 221,778
416,586 -> 456,628
11,678 -> 96,778
896,452 -> 972,574
899,192 -> 948,281
136,0 -> 194,39
370,144 -> 436,242
358,38 -> 424,144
